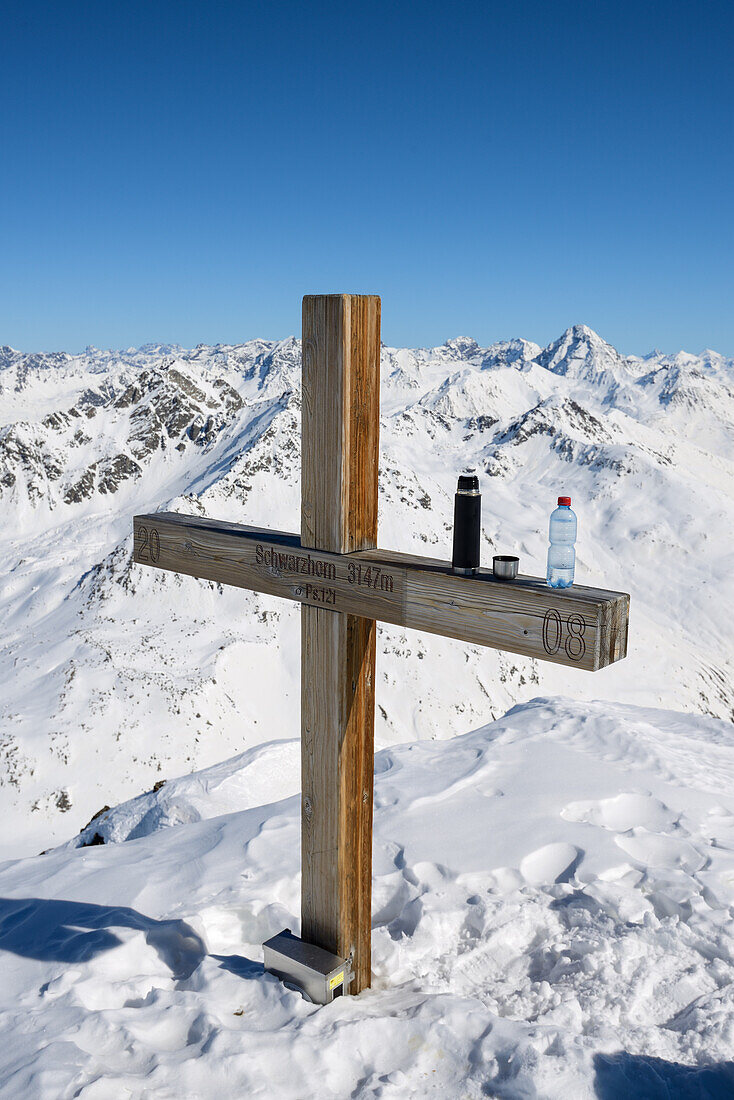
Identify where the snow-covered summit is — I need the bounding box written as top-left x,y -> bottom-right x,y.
534,324 -> 634,396
0,326 -> 733,861
2,697 -> 734,1097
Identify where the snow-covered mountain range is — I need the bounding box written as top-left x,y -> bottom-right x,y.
1,326 -> 733,858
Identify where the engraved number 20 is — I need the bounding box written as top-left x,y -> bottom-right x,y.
138,525 -> 161,563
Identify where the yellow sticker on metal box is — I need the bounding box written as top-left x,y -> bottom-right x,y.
329,972 -> 344,990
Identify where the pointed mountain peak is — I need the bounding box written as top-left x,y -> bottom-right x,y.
535,325 -> 627,395
559,323 -> 607,346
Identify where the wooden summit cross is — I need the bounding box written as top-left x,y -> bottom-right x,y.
133,294 -> 629,995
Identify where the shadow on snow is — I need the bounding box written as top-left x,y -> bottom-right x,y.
0,896 -> 209,979
594,1052 -> 734,1099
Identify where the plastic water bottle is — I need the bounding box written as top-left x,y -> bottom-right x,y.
546,496 -> 577,588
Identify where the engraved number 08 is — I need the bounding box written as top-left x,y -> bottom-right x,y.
542,609 -> 586,661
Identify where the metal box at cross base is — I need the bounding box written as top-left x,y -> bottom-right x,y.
263,929 -> 353,1005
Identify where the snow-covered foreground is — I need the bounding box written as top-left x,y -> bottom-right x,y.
2,697 -> 734,1098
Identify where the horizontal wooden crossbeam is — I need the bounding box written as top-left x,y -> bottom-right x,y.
133,512 -> 629,672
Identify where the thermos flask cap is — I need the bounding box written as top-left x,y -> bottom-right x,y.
457,474 -> 480,495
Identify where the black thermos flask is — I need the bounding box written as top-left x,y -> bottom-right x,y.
452,473 -> 481,574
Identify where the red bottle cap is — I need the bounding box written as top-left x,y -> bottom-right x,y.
558,496 -> 571,506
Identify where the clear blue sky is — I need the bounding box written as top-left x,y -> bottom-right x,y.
2,0 -> 732,355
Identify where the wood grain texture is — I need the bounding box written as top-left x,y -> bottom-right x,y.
133,513 -> 629,672
301,609 -> 375,990
299,293 -> 380,994
301,294 -> 380,554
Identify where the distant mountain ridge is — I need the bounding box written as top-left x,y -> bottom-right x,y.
0,325 -> 732,858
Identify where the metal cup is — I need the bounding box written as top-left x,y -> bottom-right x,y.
493,555 -> 519,581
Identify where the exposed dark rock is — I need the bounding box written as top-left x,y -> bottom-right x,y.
79,805 -> 111,832
97,453 -> 141,495
466,414 -> 498,432
55,790 -> 72,812
80,831 -> 105,846
64,464 -> 98,504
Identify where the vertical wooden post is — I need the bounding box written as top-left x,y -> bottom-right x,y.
301,294 -> 380,993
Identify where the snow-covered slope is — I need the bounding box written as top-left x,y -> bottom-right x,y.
2,698 -> 734,1098
1,328 -> 733,857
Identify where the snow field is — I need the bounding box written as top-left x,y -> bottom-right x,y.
1,697 -> 734,1097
